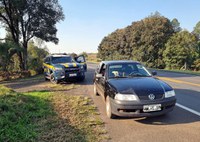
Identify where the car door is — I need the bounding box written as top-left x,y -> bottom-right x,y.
96,64 -> 106,97
43,57 -> 51,78
75,55 -> 87,71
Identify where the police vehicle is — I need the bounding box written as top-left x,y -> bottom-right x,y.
43,53 -> 87,84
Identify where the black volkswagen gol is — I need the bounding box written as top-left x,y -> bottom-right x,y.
93,61 -> 176,119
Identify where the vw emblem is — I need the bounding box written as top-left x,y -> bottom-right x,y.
148,94 -> 155,100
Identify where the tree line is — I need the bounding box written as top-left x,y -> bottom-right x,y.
98,12 -> 200,71
0,0 -> 64,73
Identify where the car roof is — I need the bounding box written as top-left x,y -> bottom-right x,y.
100,60 -> 140,65
46,54 -> 71,58
51,55 -> 71,57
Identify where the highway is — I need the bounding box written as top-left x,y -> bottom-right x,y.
85,62 -> 200,142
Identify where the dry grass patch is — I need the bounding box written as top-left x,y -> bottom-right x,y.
43,94 -> 109,142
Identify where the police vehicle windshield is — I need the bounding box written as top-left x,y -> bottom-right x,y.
52,56 -> 73,64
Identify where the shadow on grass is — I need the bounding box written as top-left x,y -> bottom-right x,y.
0,91 -> 88,142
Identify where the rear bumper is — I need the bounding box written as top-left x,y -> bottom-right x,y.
110,97 -> 176,117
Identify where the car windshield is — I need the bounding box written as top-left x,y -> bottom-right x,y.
108,63 -> 151,78
52,56 -> 73,64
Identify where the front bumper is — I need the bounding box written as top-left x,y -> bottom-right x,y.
110,97 -> 176,117
55,71 -> 85,80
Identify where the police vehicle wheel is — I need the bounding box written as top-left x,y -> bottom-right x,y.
44,76 -> 48,81
106,96 -> 116,119
79,76 -> 85,81
50,74 -> 59,84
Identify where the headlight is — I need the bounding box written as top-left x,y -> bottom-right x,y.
165,90 -> 175,98
115,93 -> 138,101
54,67 -> 63,72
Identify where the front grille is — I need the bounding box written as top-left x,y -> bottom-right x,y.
137,91 -> 164,100
65,67 -> 80,72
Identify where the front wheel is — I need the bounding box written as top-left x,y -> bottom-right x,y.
106,96 -> 116,119
50,73 -> 59,84
79,76 -> 85,81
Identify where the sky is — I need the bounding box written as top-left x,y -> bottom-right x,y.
1,0 -> 200,54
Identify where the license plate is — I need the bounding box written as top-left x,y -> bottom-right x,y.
69,73 -> 77,77
143,104 -> 161,112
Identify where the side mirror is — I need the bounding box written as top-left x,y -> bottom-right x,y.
96,73 -> 103,78
152,71 -> 157,76
76,55 -> 85,63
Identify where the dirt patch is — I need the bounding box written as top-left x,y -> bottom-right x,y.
0,75 -> 79,93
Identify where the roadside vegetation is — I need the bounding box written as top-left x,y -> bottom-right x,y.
98,12 -> 200,72
0,0 -> 64,81
0,41 -> 49,81
86,53 -> 101,63
0,85 -> 108,142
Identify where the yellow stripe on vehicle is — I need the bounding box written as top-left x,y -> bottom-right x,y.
63,64 -> 69,68
43,63 -> 55,70
157,77 -> 200,87
73,63 -> 77,67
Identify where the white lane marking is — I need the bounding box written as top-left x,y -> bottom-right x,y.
176,103 -> 200,117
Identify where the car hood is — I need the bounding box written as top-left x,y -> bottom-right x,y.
53,62 -> 80,68
108,77 -> 172,96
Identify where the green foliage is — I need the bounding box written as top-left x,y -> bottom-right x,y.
98,14 -> 174,68
0,87 -> 54,142
98,28 -> 129,60
171,18 -> 182,32
192,59 -> 200,71
193,21 -> 200,39
27,41 -> 49,74
163,31 -> 198,70
0,42 -> 22,71
0,84 -> 108,141
0,0 -> 64,70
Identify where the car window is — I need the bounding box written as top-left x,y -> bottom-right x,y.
99,64 -> 106,76
52,56 -> 73,64
76,56 -> 85,63
108,63 -> 151,78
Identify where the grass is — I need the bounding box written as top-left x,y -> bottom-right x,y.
0,85 -> 108,142
150,68 -> 200,76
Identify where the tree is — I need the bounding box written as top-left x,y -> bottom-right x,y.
98,28 -> 128,60
163,31 -> 198,70
0,42 -> 21,71
98,13 -> 174,68
193,21 -> 200,39
171,18 -> 181,32
130,15 -> 174,68
0,0 -> 64,70
27,41 -> 49,73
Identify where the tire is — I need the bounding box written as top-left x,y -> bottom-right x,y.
93,83 -> 99,96
44,76 -> 49,81
79,76 -> 85,81
106,96 -> 116,119
50,73 -> 59,84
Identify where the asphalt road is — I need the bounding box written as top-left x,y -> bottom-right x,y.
85,62 -> 200,142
